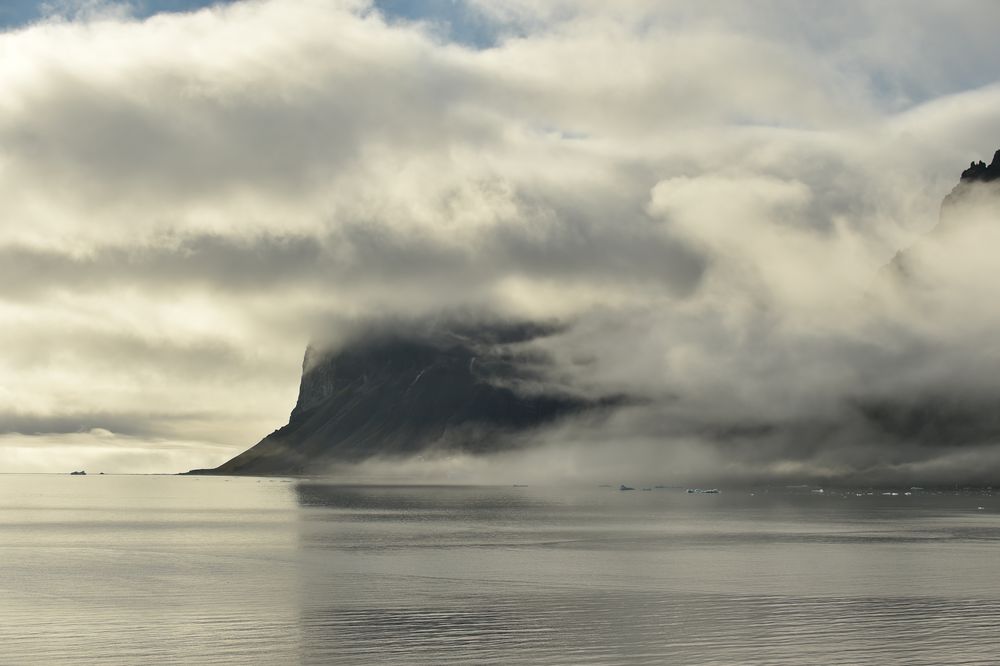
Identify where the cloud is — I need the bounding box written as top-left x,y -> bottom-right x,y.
2,0 -> 1000,479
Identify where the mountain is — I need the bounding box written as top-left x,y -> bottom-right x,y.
939,148 -> 1000,224
886,148 -> 1000,280
189,320 -> 599,476
867,148 -> 1000,446
192,150 -> 1000,478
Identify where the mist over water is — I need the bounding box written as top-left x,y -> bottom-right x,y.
4,474 -> 1000,664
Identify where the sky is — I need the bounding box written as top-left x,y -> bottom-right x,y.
3,0 -> 1000,480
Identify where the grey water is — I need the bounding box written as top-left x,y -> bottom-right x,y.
2,476 -> 999,664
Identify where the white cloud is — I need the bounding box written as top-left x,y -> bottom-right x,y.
2,0 -> 1000,479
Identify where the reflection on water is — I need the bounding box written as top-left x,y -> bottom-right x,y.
2,475 -> 999,664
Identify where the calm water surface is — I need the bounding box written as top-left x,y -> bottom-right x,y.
1,475 -> 999,664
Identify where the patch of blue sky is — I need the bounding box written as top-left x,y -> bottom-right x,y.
4,0 -> 517,49
0,0 -> 238,30
370,0 -> 511,49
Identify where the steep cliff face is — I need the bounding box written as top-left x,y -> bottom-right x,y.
192,321 -> 592,476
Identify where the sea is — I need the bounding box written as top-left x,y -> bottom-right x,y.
1,474 -> 999,664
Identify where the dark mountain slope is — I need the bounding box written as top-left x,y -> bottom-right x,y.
190,321 -> 597,476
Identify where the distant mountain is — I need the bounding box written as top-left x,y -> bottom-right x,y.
189,320 -> 602,476
939,148 -> 1000,224
885,148 -> 1000,280
869,147 -> 1000,446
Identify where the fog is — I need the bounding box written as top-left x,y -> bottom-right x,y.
3,0 -> 1000,481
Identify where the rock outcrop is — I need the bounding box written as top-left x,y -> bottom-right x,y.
939,149 -> 1000,226
959,149 -> 1000,183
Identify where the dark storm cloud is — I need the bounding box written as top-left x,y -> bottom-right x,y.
0,215 -> 705,301
3,321 -> 279,379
